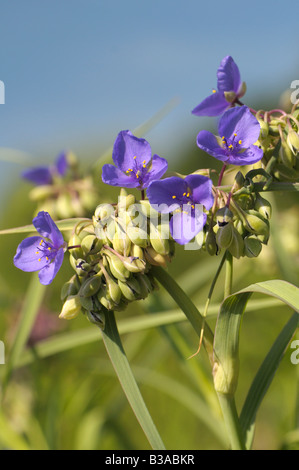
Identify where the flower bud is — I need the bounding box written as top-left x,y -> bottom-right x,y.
117,194 -> 136,212
238,81 -> 247,98
256,119 -> 269,140
254,193 -> 272,220
279,141 -> 296,168
205,229 -> 217,256
216,223 -> 233,249
81,234 -> 103,255
144,247 -> 168,267
234,171 -> 245,190
93,203 -> 115,224
79,275 -> 102,298
244,236 -> 262,258
135,273 -> 152,298
29,185 -> 55,201
68,233 -> 83,259
86,310 -> 105,329
243,211 -> 270,237
104,252 -> 130,282
122,256 -> 146,273
117,279 -> 138,302
106,277 -> 122,305
287,130 -> 299,155
228,227 -> 244,259
234,193 -> 255,211
216,207 -> 234,226
149,223 -> 170,255
59,295 -> 81,320
56,193 -> 75,219
268,119 -> 284,136
112,231 -> 131,257
97,286 -> 115,310
126,225 -> 149,248
61,275 -> 80,301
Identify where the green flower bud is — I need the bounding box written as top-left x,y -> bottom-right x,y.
238,81 -> 247,98
144,246 -> 168,267
106,277 -> 122,305
268,119 -> 284,136
104,252 -> 131,282
97,286 -> 115,310
287,130 -> 299,155
122,256 -> 146,273
257,119 -> 269,140
138,200 -> 160,218
117,194 -> 136,212
94,203 -> 115,223
117,279 -> 138,302
234,219 -> 246,237
61,275 -> 80,301
112,231 -> 132,257
126,225 -> 149,248
216,207 -> 234,226
242,211 -> 270,237
79,295 -> 93,311
69,256 -> 92,276
244,236 -> 262,258
81,234 -> 103,255
135,273 -> 152,299
279,141 -> 296,168
86,310 -> 105,329
234,193 -> 255,210
56,193 -> 75,219
59,295 -> 81,320
205,229 -> 217,256
216,223 -> 233,249
254,193 -> 272,220
228,227 -> 244,259
234,171 -> 245,190
79,275 -> 102,298
68,233 -> 83,259
149,223 -> 170,255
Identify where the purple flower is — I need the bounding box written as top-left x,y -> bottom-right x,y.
147,175 -> 214,245
192,56 -> 246,117
102,130 -> 168,190
14,211 -> 66,285
196,106 -> 263,166
22,152 -> 69,186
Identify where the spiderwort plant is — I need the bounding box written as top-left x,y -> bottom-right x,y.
192,56 -> 246,117
14,211 -> 66,285
196,106 -> 263,166
22,151 -> 69,186
102,130 -> 168,191
147,174 -> 214,245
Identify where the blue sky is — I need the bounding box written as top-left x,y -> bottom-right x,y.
0,0 -> 298,196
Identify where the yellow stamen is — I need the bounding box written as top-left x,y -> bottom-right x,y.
172,195 -> 176,199
186,193 -> 190,197
38,258 -> 41,262
228,144 -> 233,149
35,251 -> 39,254
46,256 -> 49,261
183,192 -> 186,196
238,140 -> 242,144
234,133 -> 237,136
48,247 -> 51,251
39,240 -> 43,246
191,205 -> 195,209
133,156 -> 137,159
212,89 -> 216,93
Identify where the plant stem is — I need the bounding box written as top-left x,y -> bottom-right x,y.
217,393 -> 246,450
224,251 -> 233,298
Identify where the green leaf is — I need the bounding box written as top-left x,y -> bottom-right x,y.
100,310 -> 165,450
0,218 -> 87,235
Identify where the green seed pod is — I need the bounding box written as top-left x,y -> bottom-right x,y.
216,223 -> 233,249
228,227 -> 244,259
106,278 -> 122,305
234,218 -> 246,237
79,275 -> 102,298
244,236 -> 262,258
81,234 -> 103,255
254,193 -> 272,220
216,207 -> 234,226
205,229 -> 217,256
59,295 -> 81,320
104,252 -> 131,282
61,275 -> 80,301
149,223 -> 170,255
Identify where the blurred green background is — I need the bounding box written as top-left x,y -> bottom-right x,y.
0,0 -> 298,451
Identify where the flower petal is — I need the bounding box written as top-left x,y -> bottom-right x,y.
196,130 -> 228,161
112,130 -> 152,172
184,174 -> 214,210
147,177 -> 186,213
192,92 -> 229,117
141,154 -> 168,188
22,167 -> 53,186
33,211 -> 64,248
38,248 -> 64,285
170,209 -> 207,245
226,145 -> 264,166
55,151 -> 68,176
218,106 -> 260,147
217,56 -> 241,93
102,164 -> 139,188
13,236 -> 47,272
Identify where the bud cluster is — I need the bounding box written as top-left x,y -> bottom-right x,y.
204,182 -> 271,260
59,191 -> 175,325
255,108 -> 299,181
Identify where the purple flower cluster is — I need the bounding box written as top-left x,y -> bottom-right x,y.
22,152 -> 69,186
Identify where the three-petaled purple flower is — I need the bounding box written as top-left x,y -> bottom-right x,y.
102,130 -> 168,190
14,211 -> 66,285
192,56 -> 246,117
22,152 -> 69,186
147,175 -> 214,245
196,106 -> 263,166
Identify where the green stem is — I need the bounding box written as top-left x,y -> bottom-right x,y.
224,251 -> 233,298
1,273 -> 45,393
218,182 -> 299,194
217,393 -> 245,450
151,266 -> 214,365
